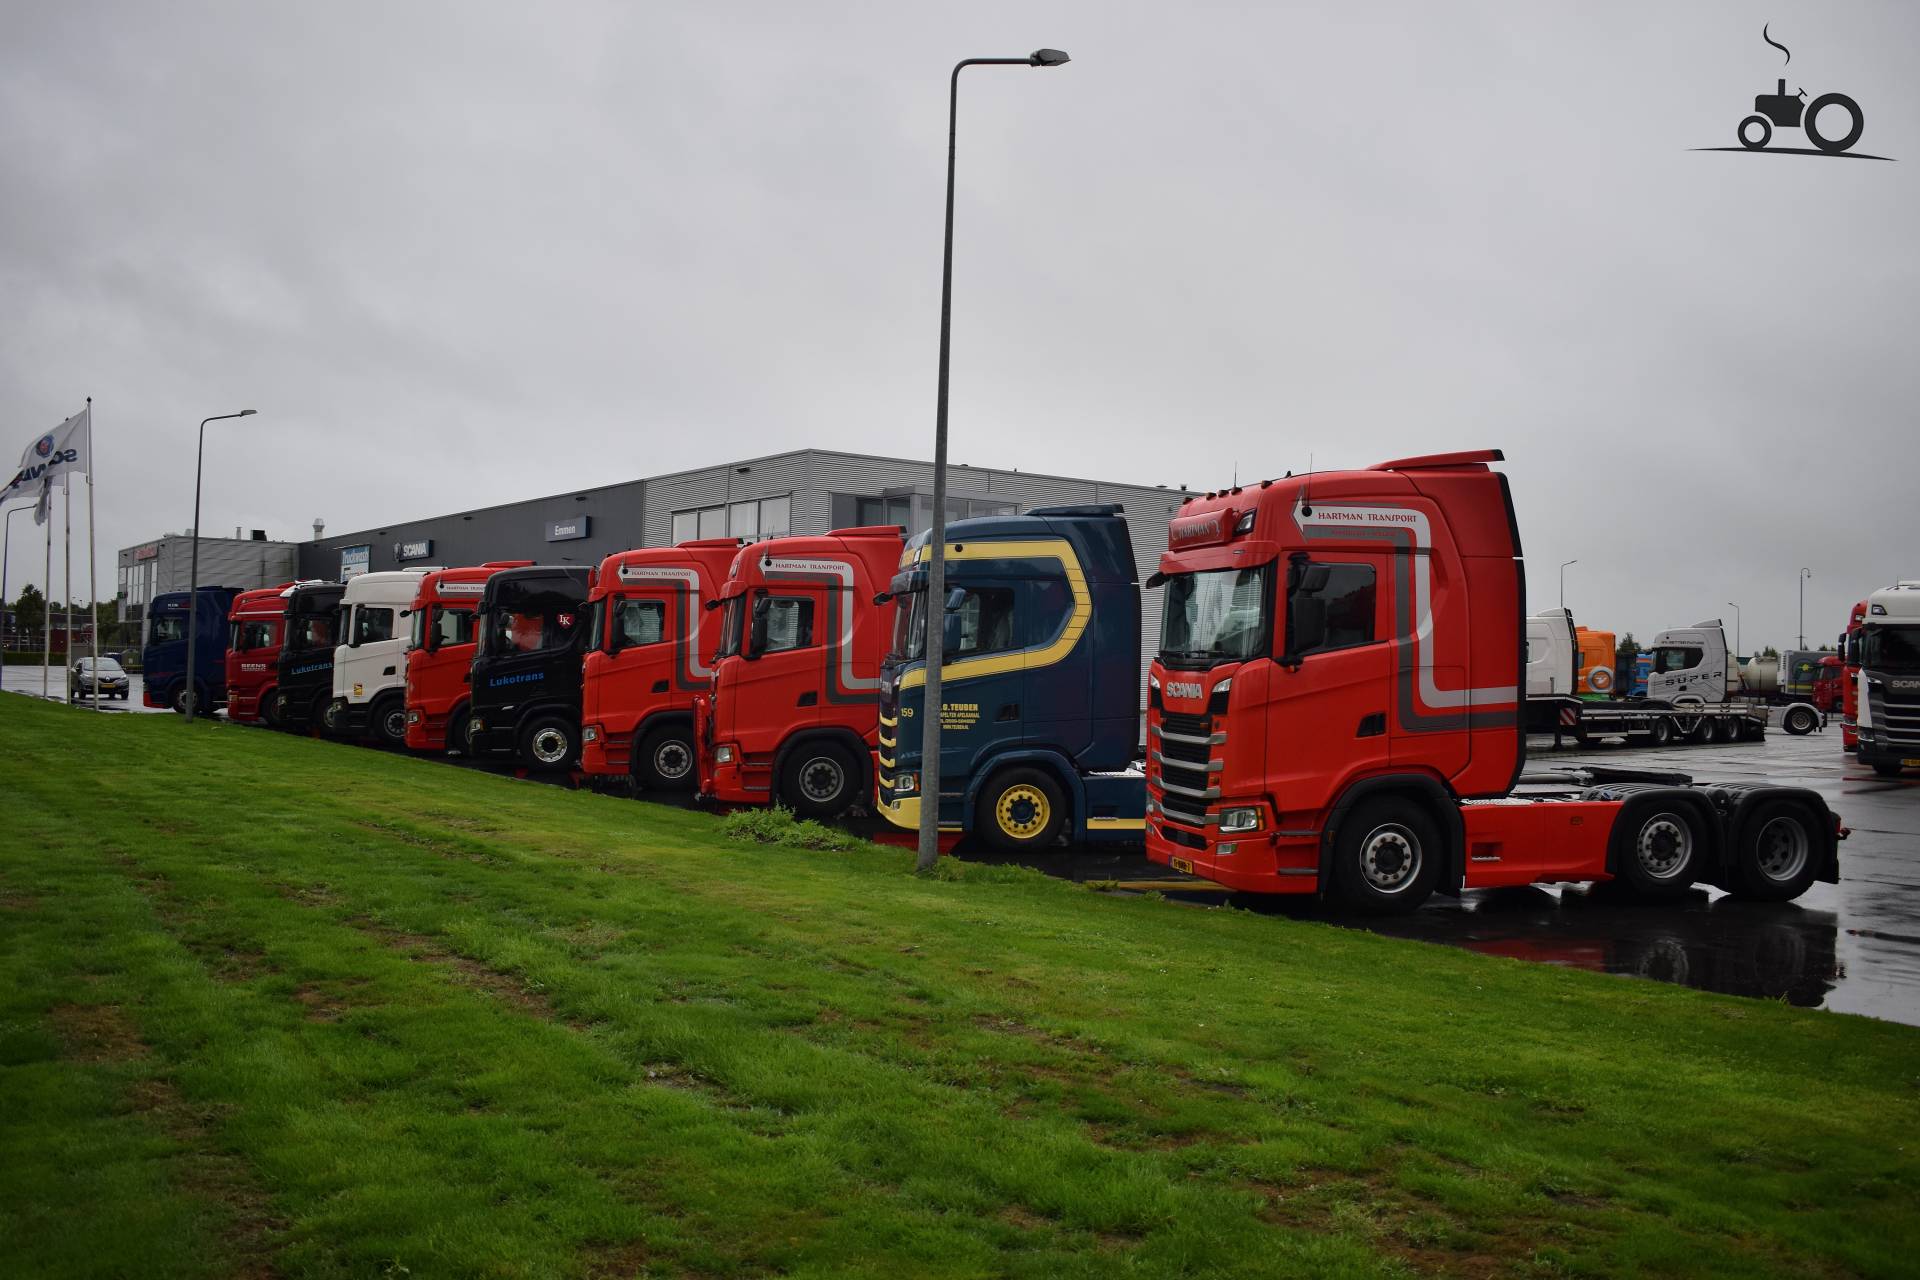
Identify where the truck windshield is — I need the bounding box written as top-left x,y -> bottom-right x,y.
714,596 -> 746,659
1160,566 -> 1272,667
150,617 -> 188,644
1860,625 -> 1920,671
232,619 -> 275,651
290,613 -> 334,652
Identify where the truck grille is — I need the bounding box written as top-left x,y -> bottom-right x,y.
1869,684 -> 1920,746
1149,709 -> 1223,829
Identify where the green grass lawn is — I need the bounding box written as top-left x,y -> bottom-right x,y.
2,698 -> 1916,1279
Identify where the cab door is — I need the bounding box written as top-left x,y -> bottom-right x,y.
584,592 -> 673,739
734,587 -> 825,757
1268,554 -> 1393,813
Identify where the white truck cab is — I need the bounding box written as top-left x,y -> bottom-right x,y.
1855,581 -> 1920,776
1645,620 -> 1734,706
1525,608 -> 1577,698
327,568 -> 435,743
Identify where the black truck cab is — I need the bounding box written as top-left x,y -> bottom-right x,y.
273,583 -> 346,730
468,565 -> 593,771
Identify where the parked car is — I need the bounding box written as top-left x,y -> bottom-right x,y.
70,655 -> 131,701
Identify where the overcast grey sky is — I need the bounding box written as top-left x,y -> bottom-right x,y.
3,1 -> 1915,652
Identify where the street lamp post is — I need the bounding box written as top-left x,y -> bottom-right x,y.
1726,601 -> 1741,658
183,410 -> 257,718
1799,567 -> 1812,650
918,48 -> 1070,874
2,502 -> 30,652
1558,559 -> 1577,609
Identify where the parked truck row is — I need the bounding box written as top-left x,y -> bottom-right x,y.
138,449 -> 1857,914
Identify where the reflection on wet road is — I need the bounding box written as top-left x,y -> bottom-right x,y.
971,726 -> 1920,1026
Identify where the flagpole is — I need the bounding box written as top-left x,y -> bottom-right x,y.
88,398 -> 99,712
63,475 -> 72,702
41,483 -> 52,699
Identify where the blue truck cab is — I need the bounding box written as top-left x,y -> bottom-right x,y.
875,505 -> 1145,851
142,586 -> 242,714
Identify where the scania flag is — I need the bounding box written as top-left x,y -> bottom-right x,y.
4,406 -> 90,524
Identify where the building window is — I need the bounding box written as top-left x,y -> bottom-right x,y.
672,494 -> 792,546
855,495 -> 1016,529
858,496 -> 912,528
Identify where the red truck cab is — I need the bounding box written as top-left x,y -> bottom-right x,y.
1840,599 -> 1867,751
402,561 -> 530,754
695,526 -> 903,817
225,584 -> 294,725
579,539 -> 739,790
1145,450 -> 1840,911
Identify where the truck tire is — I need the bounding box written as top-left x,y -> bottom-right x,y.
976,767 -> 1067,853
169,683 -> 193,716
1687,717 -> 1714,745
1728,800 -> 1820,901
373,696 -> 408,748
519,714 -> 579,772
1615,805 -> 1700,896
1713,716 -> 1740,744
778,740 -> 860,819
1871,760 -> 1905,779
450,703 -> 477,756
1329,797 -> 1440,915
1649,718 -> 1673,747
310,691 -> 332,733
1783,705 -> 1817,736
261,689 -> 284,729
320,697 -> 349,737
634,723 -> 697,792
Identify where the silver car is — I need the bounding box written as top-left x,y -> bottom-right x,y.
70,655 -> 131,701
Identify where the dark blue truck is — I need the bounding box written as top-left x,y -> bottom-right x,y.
875,505 -> 1145,851
142,586 -> 241,715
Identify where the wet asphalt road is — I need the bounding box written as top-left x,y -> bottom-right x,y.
1,663 -> 162,711
969,722 -> 1920,1026
15,682 -> 1918,1025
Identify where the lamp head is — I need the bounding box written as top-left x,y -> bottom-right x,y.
1029,48 -> 1070,67
239,409 -> 258,417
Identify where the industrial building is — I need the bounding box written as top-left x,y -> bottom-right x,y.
295,448 -> 1193,681
115,530 -> 301,642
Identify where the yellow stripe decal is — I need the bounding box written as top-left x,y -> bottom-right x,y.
1085,817 -> 1147,830
899,538 -> 1091,690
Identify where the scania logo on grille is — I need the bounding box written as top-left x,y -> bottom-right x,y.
1891,679 -> 1920,693
1165,681 -> 1204,700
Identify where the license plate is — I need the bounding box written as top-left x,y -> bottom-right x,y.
1903,758 -> 1920,768
1170,856 -> 1195,875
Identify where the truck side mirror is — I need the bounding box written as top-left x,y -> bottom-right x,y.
945,587 -> 967,612
943,612 -> 965,653
747,596 -> 770,659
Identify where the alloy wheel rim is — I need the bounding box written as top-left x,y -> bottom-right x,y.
532,728 -> 569,764
1636,815 -> 1692,880
1360,824 -> 1421,892
997,786 -> 1050,837
655,740 -> 692,780
1754,816 -> 1809,882
800,758 -> 844,802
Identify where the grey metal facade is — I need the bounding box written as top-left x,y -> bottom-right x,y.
290,449 -> 1193,698
116,534 -> 300,622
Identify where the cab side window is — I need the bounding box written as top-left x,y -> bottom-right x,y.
1290,562 -> 1377,657
951,587 -> 1018,656
615,600 -> 666,648
353,606 -> 395,646
760,597 -> 815,654
1653,646 -> 1703,674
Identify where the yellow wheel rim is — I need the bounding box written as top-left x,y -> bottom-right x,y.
996,784 -> 1051,838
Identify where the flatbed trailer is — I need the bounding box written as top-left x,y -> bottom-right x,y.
1536,696 -> 1779,747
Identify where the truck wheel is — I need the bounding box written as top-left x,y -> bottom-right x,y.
1617,806 -> 1700,896
311,692 -> 333,733
261,690 -> 284,729
452,706 -> 479,756
320,698 -> 349,737
169,683 -> 192,716
977,768 -> 1067,853
1713,717 -> 1740,744
1329,798 -> 1440,915
1783,705 -> 1817,736
1728,800 -> 1819,901
373,697 -> 409,748
778,741 -> 859,819
635,723 -> 697,792
1649,718 -> 1673,747
1871,760 -> 1905,779
519,714 -> 579,772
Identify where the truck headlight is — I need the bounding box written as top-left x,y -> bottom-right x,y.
582,724 -> 600,743
715,744 -> 735,764
406,709 -> 421,724
895,772 -> 917,794
1148,671 -> 1161,691
1218,806 -> 1262,834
